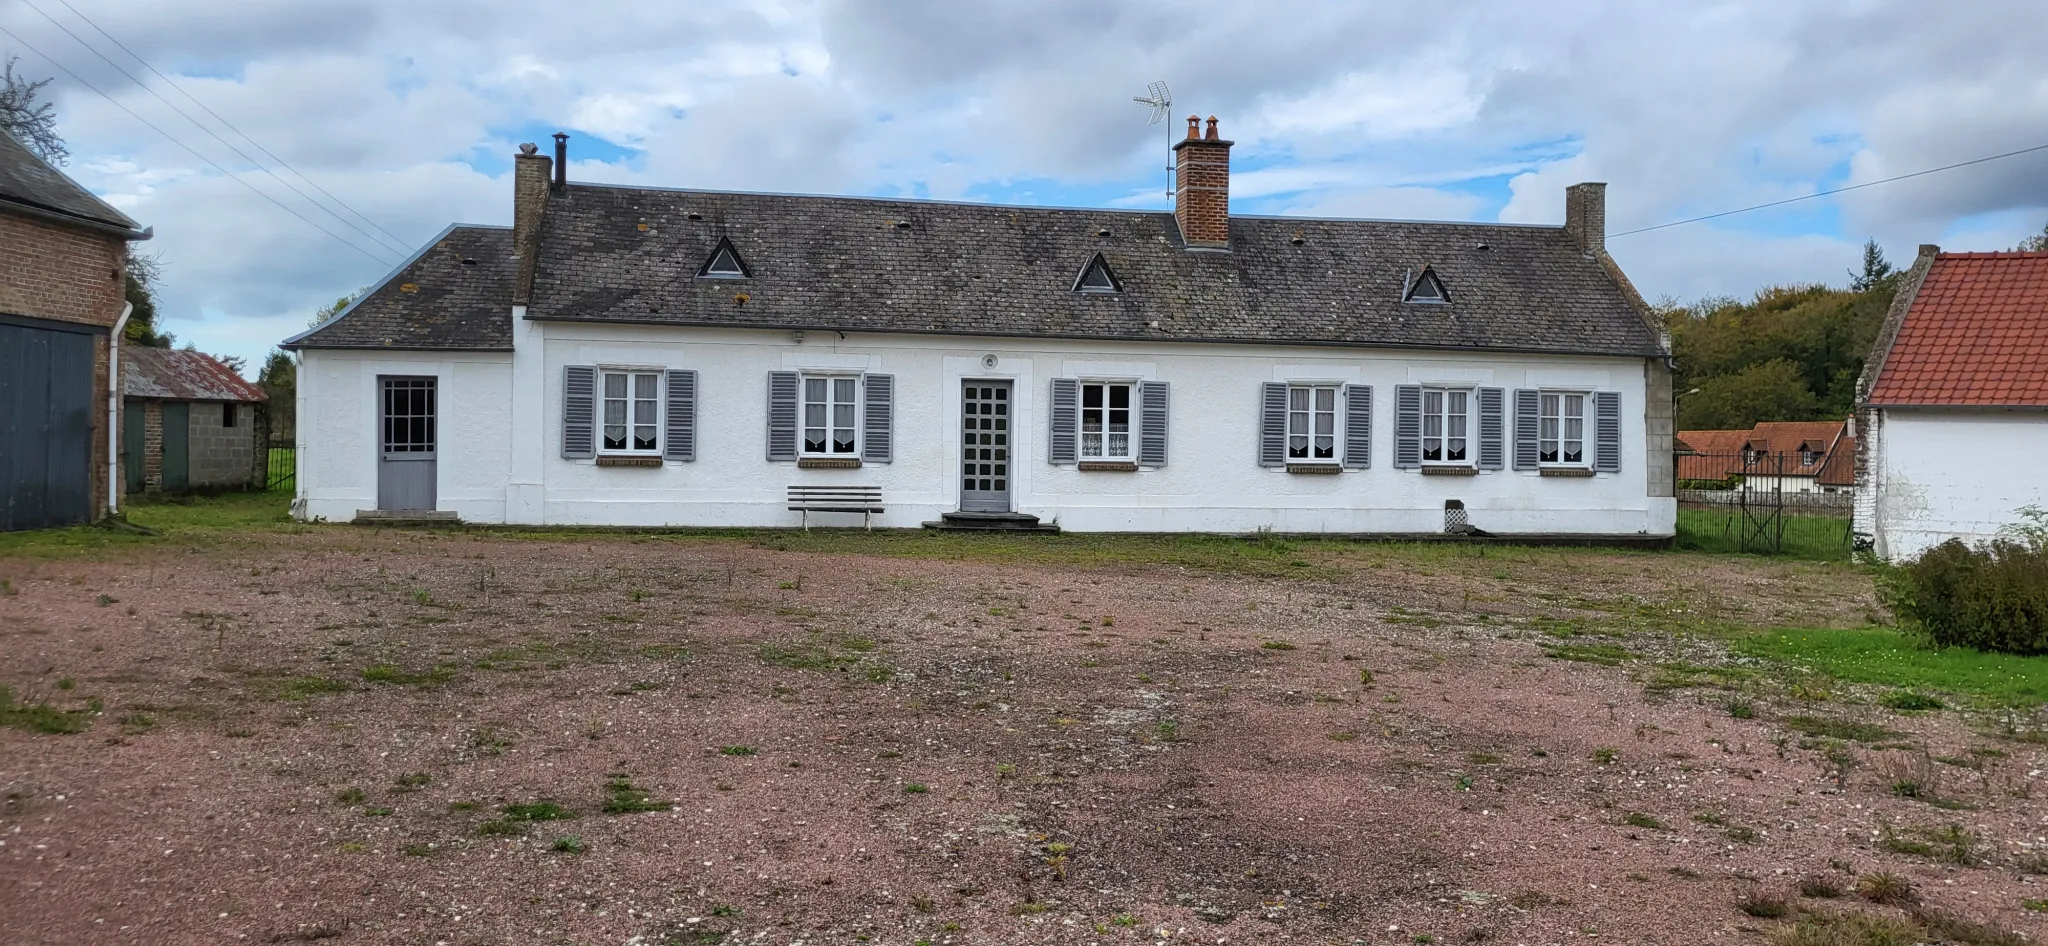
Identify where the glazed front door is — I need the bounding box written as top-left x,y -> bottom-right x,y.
376,376 -> 437,511
959,381 -> 1011,513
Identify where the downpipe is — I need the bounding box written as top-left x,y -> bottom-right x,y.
107,301 -> 132,516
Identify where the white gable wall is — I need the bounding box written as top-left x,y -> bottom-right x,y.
295,350 -> 514,523
529,322 -> 1671,534
1861,408 -> 2048,560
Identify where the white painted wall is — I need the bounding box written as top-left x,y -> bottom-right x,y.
295,350 -> 514,523
520,322 -> 1672,535
1864,408 -> 2048,560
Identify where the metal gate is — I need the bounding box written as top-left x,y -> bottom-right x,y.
377,376 -> 436,511
959,380 -> 1012,513
0,319 -> 95,531
1675,450 -> 1854,556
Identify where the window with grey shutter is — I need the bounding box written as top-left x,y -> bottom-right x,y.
1477,387 -> 1506,470
1392,384 -> 1422,469
1137,380 -> 1169,467
1257,382 -> 1288,467
562,365 -> 596,459
664,369 -> 697,462
1513,389 -> 1541,470
1341,384 -> 1372,469
1048,378 -> 1079,464
766,371 -> 799,461
862,373 -> 894,463
1593,391 -> 1622,472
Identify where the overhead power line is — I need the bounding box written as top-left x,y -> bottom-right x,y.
1613,141 -> 2048,238
0,25 -> 400,266
19,0 -> 412,257
47,0 -> 413,253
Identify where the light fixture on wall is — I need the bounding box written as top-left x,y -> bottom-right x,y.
792,330 -> 805,345
981,354 -> 999,370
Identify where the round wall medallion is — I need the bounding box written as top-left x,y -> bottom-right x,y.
981,353 -> 999,370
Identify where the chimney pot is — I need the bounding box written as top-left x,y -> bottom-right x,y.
1185,115 -> 1200,140
551,132 -> 569,190
1205,116 -> 1219,141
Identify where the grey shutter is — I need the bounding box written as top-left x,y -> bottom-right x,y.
1513,389 -> 1541,470
862,373 -> 894,463
664,369 -> 697,462
562,365 -> 596,459
1341,384 -> 1372,469
1138,380 -> 1169,467
1393,384 -> 1422,469
1258,382 -> 1288,467
1477,387 -> 1506,470
1593,390 -> 1622,473
1048,378 -> 1078,465
766,371 -> 799,461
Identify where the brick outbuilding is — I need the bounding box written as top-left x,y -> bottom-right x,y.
120,347 -> 267,493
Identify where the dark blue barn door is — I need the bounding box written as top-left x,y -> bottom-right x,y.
1,319 -> 96,531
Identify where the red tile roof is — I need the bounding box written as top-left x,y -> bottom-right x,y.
1818,434 -> 1855,487
1675,429 -> 1749,481
1867,251 -> 2048,406
1744,421 -> 1847,476
1676,420 -> 1849,480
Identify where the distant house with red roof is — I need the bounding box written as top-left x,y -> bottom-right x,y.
1854,245 -> 2048,559
1676,419 -> 1852,493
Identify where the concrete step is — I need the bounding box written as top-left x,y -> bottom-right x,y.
923,511 -> 1061,533
352,509 -> 461,527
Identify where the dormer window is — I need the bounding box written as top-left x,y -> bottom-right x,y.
1403,266 -> 1449,304
697,238 -> 749,279
1074,253 -> 1121,294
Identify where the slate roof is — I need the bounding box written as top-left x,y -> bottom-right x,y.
122,347 -> 266,402
284,225 -> 515,350
0,127 -> 141,233
525,184 -> 1665,357
1866,252 -> 2048,406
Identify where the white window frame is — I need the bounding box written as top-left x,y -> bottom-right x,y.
1286,383 -> 1340,464
1077,380 -> 1135,461
1420,385 -> 1471,466
1538,390 -> 1588,468
599,367 -> 664,455
800,373 -> 861,457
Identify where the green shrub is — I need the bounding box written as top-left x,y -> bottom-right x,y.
1883,532 -> 2048,655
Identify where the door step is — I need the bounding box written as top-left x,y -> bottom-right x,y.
923,511 -> 1061,533
352,509 -> 461,526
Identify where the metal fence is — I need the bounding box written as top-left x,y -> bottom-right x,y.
1674,451 -> 1853,557
265,444 -> 294,492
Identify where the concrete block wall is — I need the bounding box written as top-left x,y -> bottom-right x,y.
186,401 -> 259,488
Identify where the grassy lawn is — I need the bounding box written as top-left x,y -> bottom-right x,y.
1675,505 -> 1852,560
1736,626 -> 2048,706
0,491 -> 305,559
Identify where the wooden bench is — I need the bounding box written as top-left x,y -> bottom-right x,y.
787,485 -> 884,530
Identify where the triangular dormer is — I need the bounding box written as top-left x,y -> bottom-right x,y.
696,237 -> 749,279
1074,253 -> 1121,294
1403,265 -> 1449,303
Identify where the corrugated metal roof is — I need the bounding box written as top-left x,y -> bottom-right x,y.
122,347 -> 266,402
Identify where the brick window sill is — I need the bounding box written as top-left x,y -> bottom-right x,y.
1540,467 -> 1595,478
1420,465 -> 1478,476
797,457 -> 863,469
596,455 -> 663,468
1078,461 -> 1138,472
1286,463 -> 1342,475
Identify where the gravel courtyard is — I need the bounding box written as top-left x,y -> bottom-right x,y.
2,520 -> 2043,945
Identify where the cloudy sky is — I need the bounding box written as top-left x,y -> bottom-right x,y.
8,0 -> 2048,372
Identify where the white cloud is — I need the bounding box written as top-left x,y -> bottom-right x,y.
7,0 -> 2047,374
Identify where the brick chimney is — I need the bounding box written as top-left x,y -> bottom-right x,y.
1564,182 -> 1606,256
1173,115 -> 1232,249
512,141 -> 552,306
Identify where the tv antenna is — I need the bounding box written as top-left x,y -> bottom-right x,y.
1132,80 -> 1173,200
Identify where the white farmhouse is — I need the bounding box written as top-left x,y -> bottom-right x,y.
284,118 -> 1676,538
1855,245 -> 2048,559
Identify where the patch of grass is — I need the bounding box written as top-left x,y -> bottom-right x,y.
549,835 -> 586,854
1797,877 -> 1842,899
1773,911 -> 1922,946
1912,909 -> 2029,946
1855,871 -> 1916,906
334,787 -> 367,806
1878,823 -> 1981,866
1592,747 -> 1618,765
903,783 -> 929,794
1623,812 -> 1665,830
474,819 -> 527,837
1781,715 -> 1897,743
1725,697 -> 1757,719
1724,826 -> 1759,843
1736,892 -> 1790,919
1260,640 -> 1297,651
1542,643 -> 1633,666
391,772 -> 431,793
0,491 -> 303,559
1736,627 -> 2048,706
717,745 -> 756,756
600,777 -> 672,814
1466,751 -> 1503,765
247,672 -> 353,702
399,843 -> 435,857
0,686 -> 94,734
1877,691 -> 1944,712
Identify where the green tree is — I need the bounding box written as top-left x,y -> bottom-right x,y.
258,350 -> 296,440
122,251 -> 174,347
2014,222 -> 2048,252
0,56 -> 67,165
1678,358 -> 1820,430
1848,239 -> 1895,292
